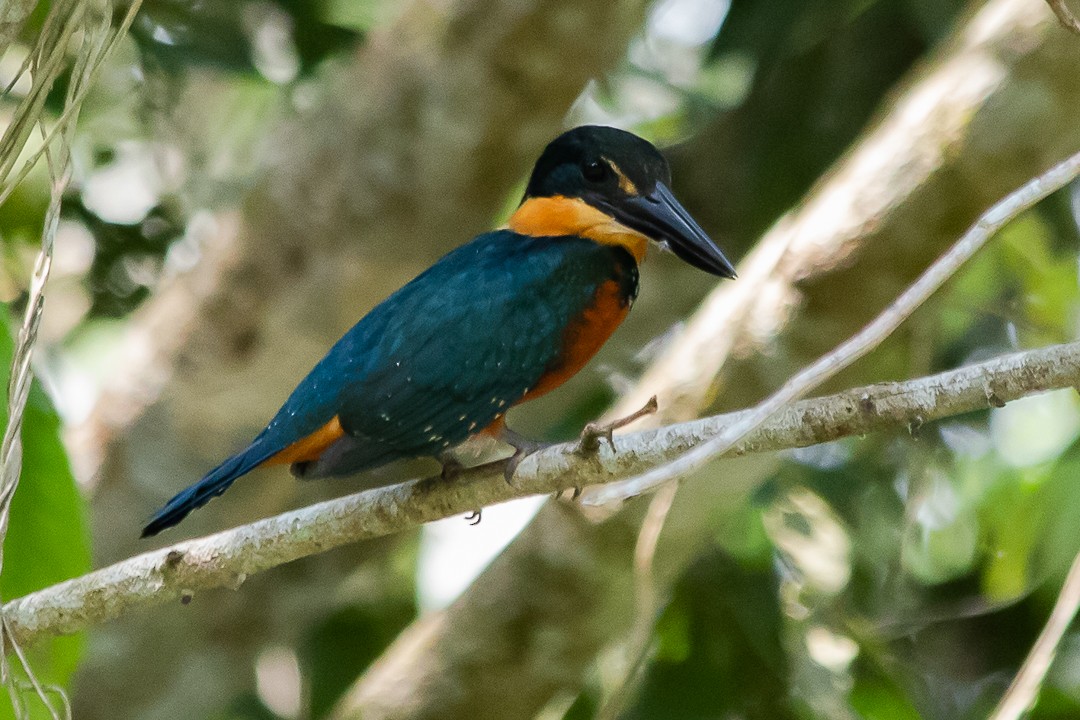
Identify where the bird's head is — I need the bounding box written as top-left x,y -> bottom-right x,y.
509,125 -> 736,278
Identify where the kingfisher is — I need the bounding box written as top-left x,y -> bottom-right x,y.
142,125 -> 735,537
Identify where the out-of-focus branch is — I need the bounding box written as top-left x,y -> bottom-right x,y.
594,483 -> 678,720
14,341 -> 1080,659
1046,0 -> 1080,34
989,547 -> 1080,720
344,0 -> 1080,716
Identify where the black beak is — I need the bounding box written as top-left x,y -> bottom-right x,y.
604,182 -> 736,279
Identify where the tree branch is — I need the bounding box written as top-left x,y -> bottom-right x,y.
989,547 -> 1080,720
1046,0 -> 1080,34
8,340 -> 1080,650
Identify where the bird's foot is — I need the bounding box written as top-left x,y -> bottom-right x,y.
443,453 -> 481,523
555,486 -> 583,501
576,395 -> 658,456
439,452 -> 465,481
500,427 -> 554,484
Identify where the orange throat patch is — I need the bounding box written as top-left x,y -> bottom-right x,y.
508,196 -> 647,263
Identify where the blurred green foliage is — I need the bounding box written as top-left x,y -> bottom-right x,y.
301,598 -> 416,718
130,0 -> 363,77
626,549 -> 796,720
72,197 -> 184,317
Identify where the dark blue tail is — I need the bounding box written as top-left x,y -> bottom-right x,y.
141,440 -> 275,537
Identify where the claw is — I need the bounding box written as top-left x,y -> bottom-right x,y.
554,485 -> 583,501
499,397 -> 659,484
504,451 -> 526,484
577,396 -> 658,456
465,510 -> 482,525
580,421 -> 616,454
500,426 -> 553,484
439,452 -> 464,481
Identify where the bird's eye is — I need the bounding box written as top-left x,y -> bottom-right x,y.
582,160 -> 609,183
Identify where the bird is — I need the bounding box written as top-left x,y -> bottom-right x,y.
141,125 -> 735,537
